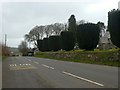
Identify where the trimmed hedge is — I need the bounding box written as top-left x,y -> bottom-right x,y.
42,38 -> 50,51
37,40 -> 43,51
108,9 -> 120,48
49,36 -> 61,51
77,23 -> 100,50
60,31 -> 75,51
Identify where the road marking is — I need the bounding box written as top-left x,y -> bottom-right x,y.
10,64 -> 16,67
29,60 -> 31,61
33,61 -> 39,64
10,66 -> 36,70
10,64 -> 31,67
14,64 -> 16,66
42,64 -> 54,70
9,63 -> 36,70
49,67 -> 54,69
62,71 -> 104,87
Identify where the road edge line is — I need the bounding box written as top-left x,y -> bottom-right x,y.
62,71 -> 104,87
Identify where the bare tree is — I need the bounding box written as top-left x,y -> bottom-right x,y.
44,24 -> 53,38
38,26 -> 45,39
25,25 -> 45,47
18,41 -> 29,56
76,20 -> 86,25
24,23 -> 66,47
52,23 -> 65,35
24,34 -> 31,42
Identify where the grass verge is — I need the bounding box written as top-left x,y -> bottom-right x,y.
1,55 -> 8,60
35,49 -> 120,67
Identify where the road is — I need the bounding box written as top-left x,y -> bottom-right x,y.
2,56 -> 118,88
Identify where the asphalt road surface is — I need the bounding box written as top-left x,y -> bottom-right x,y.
2,56 -> 118,88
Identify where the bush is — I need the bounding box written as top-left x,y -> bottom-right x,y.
77,23 -> 100,50
108,9 -> 120,48
49,36 -> 61,51
60,31 -> 75,51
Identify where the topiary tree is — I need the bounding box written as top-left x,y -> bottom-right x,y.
68,14 -> 77,42
60,31 -> 75,51
108,9 -> 120,48
77,23 -> 100,51
49,36 -> 61,51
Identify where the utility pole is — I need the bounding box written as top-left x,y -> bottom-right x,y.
5,34 -> 7,48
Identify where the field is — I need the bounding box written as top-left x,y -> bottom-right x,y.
35,49 -> 120,67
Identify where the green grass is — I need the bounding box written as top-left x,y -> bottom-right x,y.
35,49 -> 120,67
0,55 -> 2,61
1,55 -> 8,60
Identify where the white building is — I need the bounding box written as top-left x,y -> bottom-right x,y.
98,31 -> 116,50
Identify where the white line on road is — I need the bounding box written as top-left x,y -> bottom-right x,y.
33,61 -> 39,64
50,67 -> 54,69
42,64 -> 54,70
10,64 -> 14,66
10,64 -> 32,67
62,71 -> 104,87
10,64 -> 17,67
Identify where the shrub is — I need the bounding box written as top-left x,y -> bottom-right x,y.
60,31 -> 75,51
77,23 -> 100,50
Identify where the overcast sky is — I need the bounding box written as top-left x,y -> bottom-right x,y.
1,0 -> 119,48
